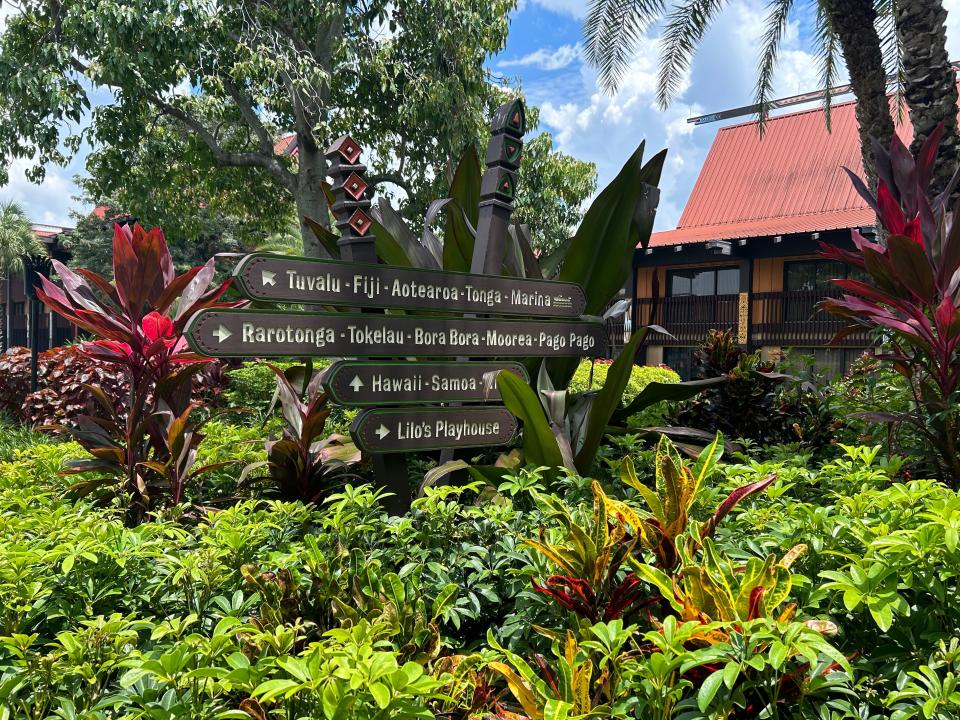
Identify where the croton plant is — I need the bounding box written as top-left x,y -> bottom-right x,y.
820,124 -> 960,484
36,223 -> 241,524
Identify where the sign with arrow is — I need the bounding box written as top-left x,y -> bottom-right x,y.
185,309 -> 606,358
232,253 -> 587,318
351,406 -> 517,453
323,360 -> 528,406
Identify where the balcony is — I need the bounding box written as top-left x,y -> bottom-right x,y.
637,289 -> 872,347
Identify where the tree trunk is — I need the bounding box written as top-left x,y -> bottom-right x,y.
294,139 -> 333,258
825,0 -> 895,189
896,0 -> 959,197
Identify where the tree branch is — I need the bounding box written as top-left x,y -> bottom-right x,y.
367,172 -> 413,195
149,94 -> 296,193
222,77 -> 276,157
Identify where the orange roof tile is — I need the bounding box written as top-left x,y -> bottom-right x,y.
648,98 -> 911,247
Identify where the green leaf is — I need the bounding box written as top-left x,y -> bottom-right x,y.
698,668 -> 725,711
444,146 -> 481,271
496,369 -> 565,469
369,681 -> 390,709
431,583 -> 459,621
613,376 -> 727,423
573,327 -> 647,474
371,217 -> 414,268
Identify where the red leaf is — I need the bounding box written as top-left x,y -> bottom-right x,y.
701,473 -> 776,540
747,586 -> 765,620
876,180 -> 907,235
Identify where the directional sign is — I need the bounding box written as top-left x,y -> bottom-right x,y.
233,253 -> 586,318
324,360 -> 528,406
185,309 -> 606,358
351,406 -> 517,453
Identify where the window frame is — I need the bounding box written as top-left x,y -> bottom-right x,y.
666,265 -> 741,298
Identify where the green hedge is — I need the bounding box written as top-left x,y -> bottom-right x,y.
568,359 -> 679,401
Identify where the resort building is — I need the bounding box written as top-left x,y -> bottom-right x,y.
632,98 -> 896,377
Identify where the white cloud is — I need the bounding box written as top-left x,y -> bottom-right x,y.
526,0 -> 588,18
0,157 -> 87,228
499,43 -> 581,71
529,0 -> 830,230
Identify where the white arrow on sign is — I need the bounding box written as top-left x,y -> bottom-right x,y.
261,270 -> 276,286
349,375 -> 364,392
212,325 -> 232,343
375,424 -> 391,439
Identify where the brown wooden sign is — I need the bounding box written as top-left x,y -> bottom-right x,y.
351,406 -> 517,453
232,253 -> 586,317
184,309 -> 606,358
324,360 -> 528,406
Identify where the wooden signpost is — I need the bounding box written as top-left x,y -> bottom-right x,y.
232,253 -> 586,317
185,310 -> 605,358
323,360 -> 528,406
184,98 -> 607,511
352,406 -> 517,453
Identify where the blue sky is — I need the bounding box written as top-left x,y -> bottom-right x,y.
4,0 -> 960,233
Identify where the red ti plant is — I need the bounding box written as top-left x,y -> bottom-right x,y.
241,365 -> 361,504
819,125 -> 960,483
35,223 -> 241,523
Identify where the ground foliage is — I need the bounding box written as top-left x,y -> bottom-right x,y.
1,410 -> 956,718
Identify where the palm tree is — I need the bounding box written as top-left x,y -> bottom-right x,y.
584,0 -> 957,192
0,201 -> 43,350
896,0 -> 959,196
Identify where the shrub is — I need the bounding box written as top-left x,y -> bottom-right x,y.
568,359 -> 679,402
36,222 -> 239,524
820,125 -> 960,484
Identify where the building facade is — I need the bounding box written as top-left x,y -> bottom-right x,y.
0,224 -> 76,352
630,98 -> 900,377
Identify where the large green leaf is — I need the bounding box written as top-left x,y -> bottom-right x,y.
496,369 -> 565,470
612,376 -> 727,424
559,143 -> 666,315
444,146 -> 481,271
547,143 -> 666,387
573,328 -> 648,474
370,217 -> 414,268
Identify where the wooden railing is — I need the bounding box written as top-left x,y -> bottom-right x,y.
637,294 -> 740,345
751,290 -> 870,346
636,290 -> 871,347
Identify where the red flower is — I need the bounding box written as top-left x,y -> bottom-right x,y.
141,311 -> 176,343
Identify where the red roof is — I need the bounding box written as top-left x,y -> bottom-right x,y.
649,98 -> 911,247
274,134 -> 298,157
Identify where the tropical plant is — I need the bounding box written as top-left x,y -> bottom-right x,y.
241,364 -> 361,504
525,480 -> 649,624
34,222 -> 240,523
820,125 -> 960,484
494,328 -> 724,477
667,330 -> 808,447
620,433 -> 776,570
582,0 -> 958,193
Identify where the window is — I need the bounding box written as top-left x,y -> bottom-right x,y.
12,302 -> 24,317
784,260 -> 847,293
668,266 -> 740,297
782,260 -> 862,322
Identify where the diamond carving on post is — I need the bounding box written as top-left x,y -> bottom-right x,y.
329,134 -> 362,164
347,209 -> 372,236
343,172 -> 368,201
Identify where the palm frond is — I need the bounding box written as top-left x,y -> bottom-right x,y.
814,0 -> 839,131
754,0 -> 795,133
0,201 -> 42,273
585,0 -> 665,95
657,0 -> 727,109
